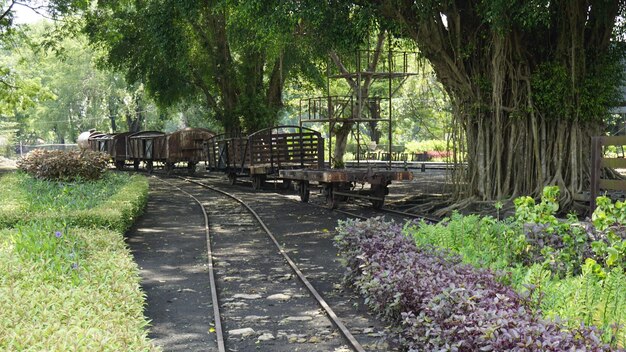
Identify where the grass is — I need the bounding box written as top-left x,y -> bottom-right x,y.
0,171 -> 156,350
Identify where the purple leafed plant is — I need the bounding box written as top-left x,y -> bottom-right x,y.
335,217 -> 618,351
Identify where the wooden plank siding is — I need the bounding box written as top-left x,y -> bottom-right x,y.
128,131 -> 167,161
205,126 -> 324,176
165,128 -> 214,164
590,135 -> 626,210
247,126 -> 324,172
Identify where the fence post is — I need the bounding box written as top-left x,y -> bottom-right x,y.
590,136 -> 602,212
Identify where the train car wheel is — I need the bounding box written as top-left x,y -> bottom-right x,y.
298,181 -> 309,202
187,162 -> 196,175
133,160 -> 140,171
147,161 -> 154,174
370,184 -> 387,209
282,179 -> 292,190
324,184 -> 338,209
115,160 -> 125,171
228,173 -> 237,185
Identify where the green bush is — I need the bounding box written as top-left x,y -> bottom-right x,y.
403,139 -> 447,154
17,149 -> 109,181
0,225 -> 157,350
0,172 -> 155,350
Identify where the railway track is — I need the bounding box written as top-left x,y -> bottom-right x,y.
154,176 -> 392,352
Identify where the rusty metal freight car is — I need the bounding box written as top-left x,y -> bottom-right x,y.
109,132 -> 134,170
164,128 -> 214,174
204,125 -> 324,189
87,132 -> 134,170
87,132 -> 111,153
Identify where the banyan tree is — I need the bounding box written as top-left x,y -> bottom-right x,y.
367,0 -> 625,209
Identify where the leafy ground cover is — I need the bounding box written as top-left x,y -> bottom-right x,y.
336,217 -> 613,351
397,187 -> 626,348
0,171 -> 155,350
0,172 -> 148,231
338,188 -> 626,348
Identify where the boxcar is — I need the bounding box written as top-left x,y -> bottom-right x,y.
109,132 -> 133,170
164,128 -> 214,174
78,130 -> 101,150
87,133 -> 112,153
128,131 -> 167,172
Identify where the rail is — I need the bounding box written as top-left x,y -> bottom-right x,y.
177,176 -> 366,352
590,135 -> 626,210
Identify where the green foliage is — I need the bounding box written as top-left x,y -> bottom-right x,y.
403,139 -> 447,154
10,220 -> 82,285
3,23 -> 168,143
17,149 -> 109,181
408,214 -> 518,272
404,188 -> 626,346
531,56 -> 624,122
0,168 -> 154,350
593,197 -> 626,231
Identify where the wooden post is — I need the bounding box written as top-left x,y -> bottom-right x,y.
590,136 -> 602,212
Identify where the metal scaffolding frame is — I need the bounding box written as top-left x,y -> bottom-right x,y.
299,41 -> 418,169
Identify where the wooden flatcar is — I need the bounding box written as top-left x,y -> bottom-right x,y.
280,168 -> 413,209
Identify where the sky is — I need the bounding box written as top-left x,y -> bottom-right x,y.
12,2 -> 48,24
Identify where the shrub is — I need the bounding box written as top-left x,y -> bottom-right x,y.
336,218 -> 614,351
404,139 -> 447,154
404,188 -> 626,346
17,149 -> 109,181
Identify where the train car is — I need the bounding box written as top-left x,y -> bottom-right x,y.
109,132 -> 133,170
128,131 -> 167,172
77,130 -> 101,150
205,126 -> 323,188
204,134 -> 250,183
87,133 -> 112,153
164,128 -> 214,174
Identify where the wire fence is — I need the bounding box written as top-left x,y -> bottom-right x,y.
15,143 -> 79,157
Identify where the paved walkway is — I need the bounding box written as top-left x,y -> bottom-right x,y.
126,178 -> 216,351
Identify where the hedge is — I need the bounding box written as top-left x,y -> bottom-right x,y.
0,173 -> 148,232
0,227 -> 156,350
